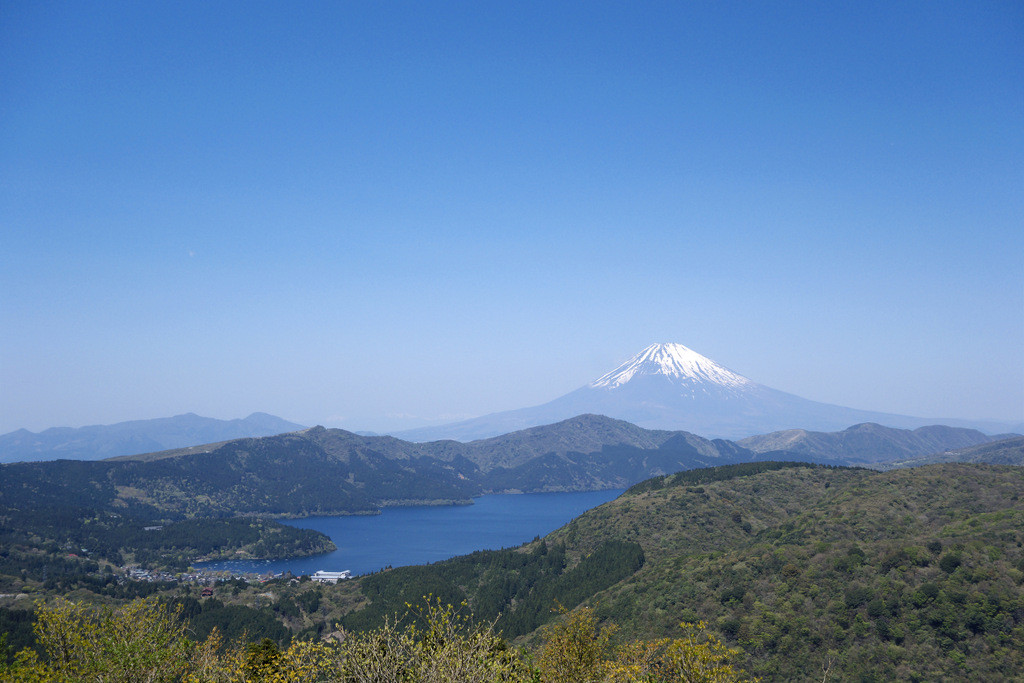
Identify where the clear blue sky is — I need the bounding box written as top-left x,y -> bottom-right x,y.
2,1 -> 1021,434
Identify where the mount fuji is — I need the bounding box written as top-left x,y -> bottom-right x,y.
395,343 -> 1011,442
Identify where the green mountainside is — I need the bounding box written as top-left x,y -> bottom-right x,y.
116,414 -> 766,491
0,415 -> 748,576
0,415 -> 775,547
3,458 -> 1022,679
1,415 -> 1012,579
336,462 -> 1024,681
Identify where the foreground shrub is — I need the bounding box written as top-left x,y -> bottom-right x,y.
538,606 -> 756,683
5,598 -> 754,682
7,598 -> 193,682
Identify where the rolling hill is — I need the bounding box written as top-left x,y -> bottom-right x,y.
1,414 -> 1012,580
336,462 -> 1024,681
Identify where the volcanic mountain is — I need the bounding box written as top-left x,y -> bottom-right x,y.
396,343 -> 1006,442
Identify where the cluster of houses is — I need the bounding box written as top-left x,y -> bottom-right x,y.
125,567 -> 196,583
122,566 -> 352,586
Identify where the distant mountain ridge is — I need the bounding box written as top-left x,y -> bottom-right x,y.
110,414 -> 772,499
0,415 -> 757,534
395,343 -> 1020,441
0,412 -> 305,463
738,422 -> 1005,464
3,413 -> 1005,527
2,412 -> 1014,592
105,413 -> 1014,500
885,435 -> 1024,469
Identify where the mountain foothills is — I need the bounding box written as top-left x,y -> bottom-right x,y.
0,412 -> 305,463
317,463 -> 1024,680
0,415 -> 1013,578
4,462 -> 1022,681
0,408 -> 1022,681
396,343 -> 1021,441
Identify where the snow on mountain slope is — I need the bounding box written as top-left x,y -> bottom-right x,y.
590,343 -> 753,390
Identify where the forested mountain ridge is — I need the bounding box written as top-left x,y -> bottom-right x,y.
337,462 -> 1024,681
0,428 -> 471,575
0,416 -> 761,577
3,458 -> 1023,679
2,415 -> 1018,580
98,415 -> 787,504
550,463 -> 1024,679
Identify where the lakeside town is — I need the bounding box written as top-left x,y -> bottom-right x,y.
125,566 -> 352,585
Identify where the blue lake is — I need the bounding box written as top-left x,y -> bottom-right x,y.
197,489 -> 624,577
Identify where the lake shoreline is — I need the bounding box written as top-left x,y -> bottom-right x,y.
195,489 -> 624,577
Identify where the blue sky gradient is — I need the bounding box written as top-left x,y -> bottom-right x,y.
2,1 -> 1021,433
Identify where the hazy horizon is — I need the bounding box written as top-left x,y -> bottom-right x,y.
4,339 -> 1021,437
2,2 -> 1022,434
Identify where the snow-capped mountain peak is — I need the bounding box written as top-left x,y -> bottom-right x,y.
589,343 -> 754,390
394,342 -> 1008,443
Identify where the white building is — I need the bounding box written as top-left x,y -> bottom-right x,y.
311,570 -> 352,584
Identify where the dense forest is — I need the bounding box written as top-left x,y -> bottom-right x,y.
319,462 -> 1024,679
340,538 -> 645,639
548,462 -> 1024,680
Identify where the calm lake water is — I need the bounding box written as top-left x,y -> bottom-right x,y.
197,489 -> 624,577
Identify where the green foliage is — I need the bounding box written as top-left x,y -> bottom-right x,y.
4,454 -> 1023,682
625,461 -> 852,496
575,464 -> 1024,680
327,462 -> 1024,680
0,508 -> 334,576
165,597 -> 293,646
340,539 -> 644,639
295,586 -> 321,614
17,598 -> 193,682
938,552 -> 962,573
537,606 -> 757,682
537,605 -> 616,682
5,597 -> 759,682
498,540 -> 644,638
0,609 -> 35,665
